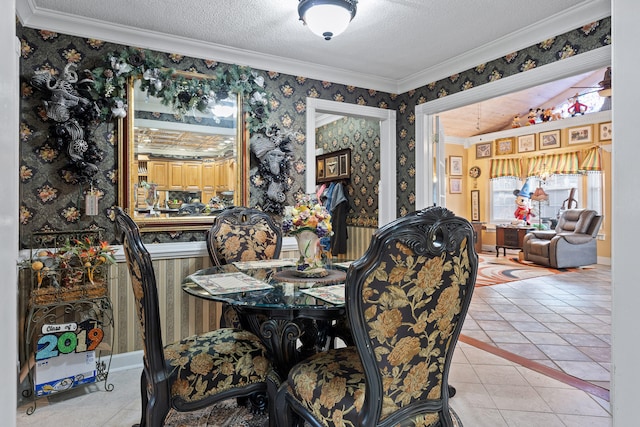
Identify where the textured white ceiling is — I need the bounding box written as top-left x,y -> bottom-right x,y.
19,0 -> 610,93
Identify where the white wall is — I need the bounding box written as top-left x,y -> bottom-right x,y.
1,0 -> 19,425
611,1 -> 639,425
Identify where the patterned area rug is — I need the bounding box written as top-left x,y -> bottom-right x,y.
165,399 -> 267,427
475,254 -> 580,287
165,398 -> 462,426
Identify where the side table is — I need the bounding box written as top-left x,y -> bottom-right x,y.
495,225 -> 533,256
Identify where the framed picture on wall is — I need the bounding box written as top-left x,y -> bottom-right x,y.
475,142 -> 492,159
539,130 -> 561,149
517,134 -> 536,153
316,148 -> 351,183
471,190 -> 480,221
599,122 -> 612,140
449,156 -> 463,176
495,137 -> 515,155
568,125 -> 593,145
449,178 -> 462,194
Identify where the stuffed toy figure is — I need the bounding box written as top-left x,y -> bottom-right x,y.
513,179 -> 535,225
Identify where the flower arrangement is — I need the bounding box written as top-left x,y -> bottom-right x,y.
281,194 -> 332,238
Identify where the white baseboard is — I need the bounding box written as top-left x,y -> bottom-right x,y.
107,350 -> 143,373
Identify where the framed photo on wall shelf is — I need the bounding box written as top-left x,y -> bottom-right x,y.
517,134 -> 536,153
449,178 -> 462,194
475,142 -> 492,159
471,190 -> 480,221
539,130 -> 561,149
495,137 -> 515,155
568,125 -> 593,145
449,156 -> 463,176
599,122 -> 612,140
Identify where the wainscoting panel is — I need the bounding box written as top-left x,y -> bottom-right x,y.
344,226 -> 376,261
107,256 -> 220,355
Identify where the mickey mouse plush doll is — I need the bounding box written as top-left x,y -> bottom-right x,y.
513,179 -> 535,225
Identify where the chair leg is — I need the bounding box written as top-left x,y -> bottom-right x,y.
133,371 -> 147,427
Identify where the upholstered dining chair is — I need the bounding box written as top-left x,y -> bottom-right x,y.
206,206 -> 282,327
115,207 -> 272,427
206,206 -> 282,267
275,206 -> 478,427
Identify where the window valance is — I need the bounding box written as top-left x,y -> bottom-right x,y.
490,158 -> 521,179
579,147 -> 603,172
524,152 -> 580,177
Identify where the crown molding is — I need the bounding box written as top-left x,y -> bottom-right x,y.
397,0 -> 611,93
17,0 -> 610,95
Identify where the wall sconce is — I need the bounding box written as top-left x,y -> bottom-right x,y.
298,0 -> 358,40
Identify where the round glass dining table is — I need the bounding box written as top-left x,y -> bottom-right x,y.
182,262 -> 350,380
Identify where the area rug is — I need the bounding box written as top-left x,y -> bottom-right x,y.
475,254 -> 581,287
165,398 -> 267,427
165,398 -> 462,426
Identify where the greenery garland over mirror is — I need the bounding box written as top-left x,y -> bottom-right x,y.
90,47 -> 271,132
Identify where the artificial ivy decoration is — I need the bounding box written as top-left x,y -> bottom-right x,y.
91,48 -> 271,132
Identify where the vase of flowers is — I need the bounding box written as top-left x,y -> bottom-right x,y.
282,194 -> 332,276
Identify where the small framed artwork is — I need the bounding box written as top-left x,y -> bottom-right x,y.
471,190 -> 480,221
316,159 -> 325,179
517,134 -> 536,153
449,156 -> 463,176
475,142 -> 492,159
325,156 -> 339,178
495,137 -> 515,155
338,151 -> 350,176
316,148 -> 351,183
599,122 -> 612,140
449,178 -> 462,194
539,130 -> 561,150
568,125 -> 593,145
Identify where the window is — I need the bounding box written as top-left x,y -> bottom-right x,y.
490,177 -> 522,223
490,174 -> 602,224
538,175 -> 582,219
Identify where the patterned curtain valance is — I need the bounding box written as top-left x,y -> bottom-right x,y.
524,152 -> 580,177
579,147 -> 603,172
490,158 -> 521,179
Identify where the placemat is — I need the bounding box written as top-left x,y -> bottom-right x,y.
273,268 -> 346,285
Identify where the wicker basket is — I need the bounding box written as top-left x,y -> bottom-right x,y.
30,266 -> 108,305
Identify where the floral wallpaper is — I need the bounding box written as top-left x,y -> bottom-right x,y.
316,117 -> 380,227
17,17 -> 610,248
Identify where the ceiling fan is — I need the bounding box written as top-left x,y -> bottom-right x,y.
571,66 -> 612,98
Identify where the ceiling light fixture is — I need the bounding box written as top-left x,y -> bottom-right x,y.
298,0 -> 357,41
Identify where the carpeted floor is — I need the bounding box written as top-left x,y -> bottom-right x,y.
475,254 -> 581,287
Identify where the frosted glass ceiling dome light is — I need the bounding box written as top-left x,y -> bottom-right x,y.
298,0 -> 357,41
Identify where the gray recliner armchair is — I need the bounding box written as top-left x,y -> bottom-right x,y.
523,209 -> 602,268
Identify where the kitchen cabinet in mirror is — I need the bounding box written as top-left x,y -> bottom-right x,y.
119,75 -> 246,231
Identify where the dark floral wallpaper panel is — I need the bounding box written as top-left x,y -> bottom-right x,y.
316,117 -> 381,227
17,18 -> 610,247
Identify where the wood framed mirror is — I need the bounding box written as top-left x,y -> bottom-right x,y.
119,74 -> 248,232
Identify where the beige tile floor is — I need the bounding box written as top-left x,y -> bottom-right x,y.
17,260 -> 612,426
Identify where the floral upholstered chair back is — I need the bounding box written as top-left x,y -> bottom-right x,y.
206,207 -> 282,266
114,208 -> 166,386
347,206 -> 477,425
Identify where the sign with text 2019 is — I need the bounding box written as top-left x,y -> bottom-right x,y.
36,320 -> 104,361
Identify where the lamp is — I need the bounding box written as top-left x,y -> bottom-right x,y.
298,0 -> 357,40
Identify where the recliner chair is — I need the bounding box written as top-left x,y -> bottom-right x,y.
523,208 -> 602,268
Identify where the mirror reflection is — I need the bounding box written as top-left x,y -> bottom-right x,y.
125,78 -> 243,229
